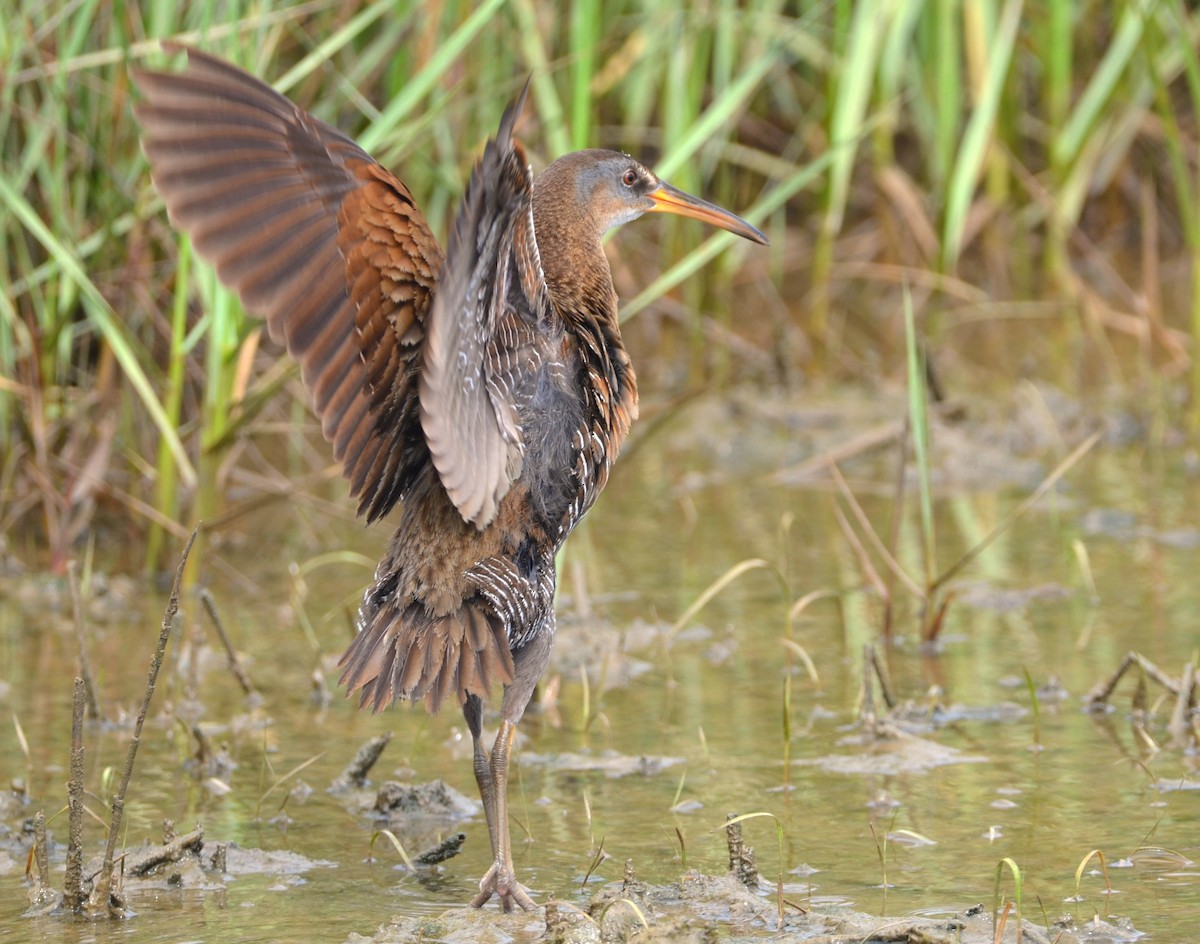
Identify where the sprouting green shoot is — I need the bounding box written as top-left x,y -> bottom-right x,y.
992,856 -> 1024,937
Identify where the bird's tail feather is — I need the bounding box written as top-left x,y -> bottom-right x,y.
338,598 -> 514,713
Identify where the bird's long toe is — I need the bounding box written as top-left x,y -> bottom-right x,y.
471,862 -> 536,912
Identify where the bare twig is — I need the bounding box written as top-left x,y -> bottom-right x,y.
24,808 -> 59,916
830,501 -> 888,605
198,587 -> 258,699
310,668 -> 332,707
126,825 -> 204,877
861,646 -> 878,733
580,838 -> 608,888
63,678 -> 86,911
88,527 -> 198,915
332,732 -> 393,791
869,645 -> 898,711
33,810 -> 49,883
1085,651 -> 1182,710
68,562 -> 101,720
1131,672 -> 1157,752
829,460 -> 924,600
882,416 -> 911,641
922,592 -> 956,645
725,813 -> 759,889
414,831 -> 466,866
770,420 -> 906,486
1167,662 -> 1196,751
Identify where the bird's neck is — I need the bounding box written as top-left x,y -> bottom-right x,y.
531,178 -> 638,448
530,206 -> 617,328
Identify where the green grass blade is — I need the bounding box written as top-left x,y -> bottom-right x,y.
932,0 -> 961,188
941,0 -> 1022,269
655,44 -> 780,181
511,0 -> 572,158
903,288 -> 935,585
0,174 -> 196,488
358,0 -> 510,153
1051,1 -> 1145,171
992,856 -> 1023,931
147,235 -> 193,568
669,558 -> 773,639
273,1 -> 392,95
569,0 -> 599,151
823,0 -> 887,236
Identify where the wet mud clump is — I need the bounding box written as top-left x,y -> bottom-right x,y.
352,868 -> 1141,944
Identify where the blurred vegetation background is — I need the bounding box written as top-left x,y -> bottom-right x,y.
2,0 -> 1198,571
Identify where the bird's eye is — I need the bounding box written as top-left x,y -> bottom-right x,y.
622,168 -> 638,187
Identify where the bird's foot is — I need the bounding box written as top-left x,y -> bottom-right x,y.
470,862 -> 536,912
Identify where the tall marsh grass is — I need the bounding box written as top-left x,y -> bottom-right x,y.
2,1 -> 1199,567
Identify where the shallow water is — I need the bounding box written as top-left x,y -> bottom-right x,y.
1,390 -> 1198,942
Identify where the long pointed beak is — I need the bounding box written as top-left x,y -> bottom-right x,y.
647,180 -> 768,245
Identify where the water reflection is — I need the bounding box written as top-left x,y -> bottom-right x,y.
1,393 -> 1198,940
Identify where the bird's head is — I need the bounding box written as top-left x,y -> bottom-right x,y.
534,149 -> 768,246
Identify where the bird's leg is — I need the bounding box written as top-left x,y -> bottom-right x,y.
470,718 -> 535,911
464,694 -> 499,860
473,737 -> 499,856
470,629 -> 551,912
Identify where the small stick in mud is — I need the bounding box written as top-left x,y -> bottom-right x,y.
860,645 -> 881,736
580,839 -> 608,888
413,832 -> 466,866
861,643 -> 919,739
1167,661 -> 1197,750
881,416 -> 911,643
725,813 -> 759,889
1084,651 -> 1182,709
1130,671 -> 1158,752
87,528 -> 198,915
199,587 -> 258,700
126,825 -> 204,877
869,645 -> 898,711
32,810 -> 49,884
63,677 -> 86,911
186,725 -> 233,780
310,668 -> 332,707
24,810 -> 59,916
332,731 -> 393,790
68,561 -> 101,720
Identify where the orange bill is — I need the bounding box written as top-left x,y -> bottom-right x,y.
647,181 -> 768,245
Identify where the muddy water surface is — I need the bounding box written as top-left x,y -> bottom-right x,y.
1,389 -> 1198,942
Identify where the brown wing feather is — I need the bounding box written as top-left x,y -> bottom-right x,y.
133,44 -> 443,521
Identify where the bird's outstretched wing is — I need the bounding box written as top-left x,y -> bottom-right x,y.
419,80 -> 551,529
134,44 -> 443,522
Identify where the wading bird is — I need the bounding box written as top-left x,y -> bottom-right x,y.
135,45 -> 767,911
